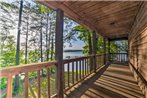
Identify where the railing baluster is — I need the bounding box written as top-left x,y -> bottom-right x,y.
120,53 -> 121,62
76,61 -> 78,82
24,72 -> 28,98
6,75 -> 12,98
109,53 -> 128,63
123,54 -> 125,62
47,68 -> 50,98
79,60 -> 81,79
96,56 -> 97,69
125,54 -> 126,62
67,63 -> 70,87
124,54 -> 125,62
87,58 -> 89,74
119,54 -> 120,62
72,62 -> 74,84
82,60 -> 84,78
84,59 -> 86,76
38,70 -> 41,98
63,64 -> 65,89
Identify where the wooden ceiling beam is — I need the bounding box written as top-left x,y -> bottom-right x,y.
109,37 -> 128,41
107,34 -> 128,39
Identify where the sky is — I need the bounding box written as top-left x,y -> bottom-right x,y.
11,29 -> 84,50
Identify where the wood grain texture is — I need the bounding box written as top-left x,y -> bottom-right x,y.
0,61 -> 57,77
129,2 -> 147,97
24,72 -> 28,98
6,76 -> 13,98
39,1 -> 141,39
55,9 -> 64,98
65,64 -> 144,98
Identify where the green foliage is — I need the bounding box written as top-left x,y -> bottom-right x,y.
72,25 -> 122,54
28,50 -> 40,63
0,78 -> 7,89
0,36 -> 16,68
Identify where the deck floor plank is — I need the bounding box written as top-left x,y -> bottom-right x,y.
65,64 -> 144,98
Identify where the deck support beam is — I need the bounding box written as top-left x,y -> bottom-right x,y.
55,9 -> 64,98
92,31 -> 97,72
88,32 -> 93,71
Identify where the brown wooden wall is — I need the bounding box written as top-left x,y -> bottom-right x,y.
129,2 -> 147,97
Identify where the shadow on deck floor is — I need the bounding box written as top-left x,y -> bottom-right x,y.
65,64 -> 144,98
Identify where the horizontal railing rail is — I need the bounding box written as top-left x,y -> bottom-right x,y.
109,53 -> 128,64
0,61 -> 57,77
0,54 -> 107,98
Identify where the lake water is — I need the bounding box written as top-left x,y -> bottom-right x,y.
63,51 -> 86,71
63,51 -> 84,59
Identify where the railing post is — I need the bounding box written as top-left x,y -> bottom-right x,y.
55,9 -> 64,98
88,32 -> 93,72
103,38 -> 106,64
6,75 -> 13,98
92,31 -> 97,72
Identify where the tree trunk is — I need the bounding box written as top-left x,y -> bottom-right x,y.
25,11 -> 29,64
46,13 -> 49,61
48,15 -> 52,60
40,15 -> 44,76
40,16 -> 43,62
50,31 -> 54,60
15,0 -> 23,90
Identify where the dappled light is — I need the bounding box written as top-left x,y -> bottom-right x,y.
65,64 -> 144,98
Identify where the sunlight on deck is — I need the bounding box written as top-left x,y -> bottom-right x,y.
65,64 -> 144,98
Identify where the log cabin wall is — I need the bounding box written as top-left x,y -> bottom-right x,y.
129,2 -> 147,97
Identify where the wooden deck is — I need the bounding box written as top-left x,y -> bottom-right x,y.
65,64 -> 144,98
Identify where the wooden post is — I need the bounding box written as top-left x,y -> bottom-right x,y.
92,31 -> 97,72
88,33 -> 93,71
103,38 -> 106,64
55,9 -> 64,98
6,75 -> 13,98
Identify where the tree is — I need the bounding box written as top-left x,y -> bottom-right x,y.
21,1 -> 31,64
71,25 -> 119,54
14,0 -> 23,91
0,1 -> 18,53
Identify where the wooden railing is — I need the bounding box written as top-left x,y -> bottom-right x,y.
0,54 -> 107,98
109,53 -> 128,64
0,61 -> 57,98
63,55 -> 92,91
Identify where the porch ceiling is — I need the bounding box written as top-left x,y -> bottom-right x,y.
40,1 -> 141,39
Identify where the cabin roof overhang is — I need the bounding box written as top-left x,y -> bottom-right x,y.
39,1 -> 142,39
